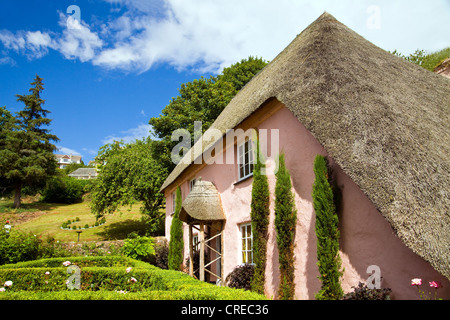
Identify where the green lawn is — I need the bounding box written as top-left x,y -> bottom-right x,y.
0,199 -> 148,242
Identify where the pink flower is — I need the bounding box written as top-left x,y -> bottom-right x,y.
130,277 -> 137,283
4,281 -> 12,287
429,281 -> 441,288
0,288 -> 5,292
126,267 -> 132,273
62,261 -> 71,267
45,271 -> 50,275
411,278 -> 422,286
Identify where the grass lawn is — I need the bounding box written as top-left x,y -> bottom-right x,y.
0,199 -> 149,242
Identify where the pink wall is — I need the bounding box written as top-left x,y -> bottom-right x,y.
165,101 -> 450,300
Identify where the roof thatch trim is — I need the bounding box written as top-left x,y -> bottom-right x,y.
180,180 -> 225,224
162,12 -> 450,279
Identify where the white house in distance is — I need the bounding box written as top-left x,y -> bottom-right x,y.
54,154 -> 82,169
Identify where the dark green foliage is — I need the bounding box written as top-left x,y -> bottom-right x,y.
168,187 -> 184,271
249,139 -> 270,294
342,282 -> 392,300
274,153 -> 297,299
226,264 -> 255,291
41,176 -> 90,204
312,155 -> 343,300
154,239 -> 169,270
0,76 -> 59,208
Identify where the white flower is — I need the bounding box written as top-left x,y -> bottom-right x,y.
129,277 -> 137,283
4,281 -> 13,287
0,288 -> 5,292
62,261 -> 71,267
126,267 -> 132,273
45,271 -> 50,275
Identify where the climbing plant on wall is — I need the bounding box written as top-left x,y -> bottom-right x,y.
168,186 -> 184,271
274,153 -> 297,300
312,155 -> 343,300
250,139 -> 270,294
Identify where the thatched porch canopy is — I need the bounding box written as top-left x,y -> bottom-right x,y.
180,180 -> 226,225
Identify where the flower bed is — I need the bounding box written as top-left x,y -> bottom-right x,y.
0,256 -> 267,300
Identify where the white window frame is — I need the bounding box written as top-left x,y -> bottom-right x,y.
237,138 -> 254,181
189,178 -> 196,193
240,223 -> 253,264
171,191 -> 176,215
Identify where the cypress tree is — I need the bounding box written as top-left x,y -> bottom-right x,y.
274,153 -> 297,300
168,186 -> 184,271
312,155 -> 343,300
250,139 -> 270,294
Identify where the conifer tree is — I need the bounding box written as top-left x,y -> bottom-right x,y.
312,155 -> 343,300
168,186 -> 184,270
250,139 -> 270,294
275,153 -> 297,299
0,75 -> 59,208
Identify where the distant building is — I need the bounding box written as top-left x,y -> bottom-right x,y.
434,58 -> 450,79
54,154 -> 82,169
68,168 -> 98,180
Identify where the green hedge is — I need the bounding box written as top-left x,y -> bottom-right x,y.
0,256 -> 267,300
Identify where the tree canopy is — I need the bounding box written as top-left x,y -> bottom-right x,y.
0,75 -> 59,208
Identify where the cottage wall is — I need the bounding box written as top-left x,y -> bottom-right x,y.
164,100 -> 450,299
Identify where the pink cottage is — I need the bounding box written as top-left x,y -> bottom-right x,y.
160,13 -> 450,300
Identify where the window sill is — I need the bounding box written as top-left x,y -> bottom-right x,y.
233,173 -> 253,185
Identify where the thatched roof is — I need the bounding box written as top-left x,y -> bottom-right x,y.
162,12 -> 450,278
179,180 -> 225,224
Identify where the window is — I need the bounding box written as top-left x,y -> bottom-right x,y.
237,138 -> 254,180
189,179 -> 196,192
171,192 -> 176,214
240,223 -> 253,264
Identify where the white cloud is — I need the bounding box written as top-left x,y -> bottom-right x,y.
0,0 -> 449,72
102,123 -> 152,144
57,146 -> 82,156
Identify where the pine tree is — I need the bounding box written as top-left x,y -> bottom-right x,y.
168,186 -> 184,270
274,153 -> 297,299
250,139 -> 270,294
0,75 -> 59,208
312,155 -> 343,300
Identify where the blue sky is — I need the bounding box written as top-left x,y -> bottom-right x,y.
1,0 -> 449,164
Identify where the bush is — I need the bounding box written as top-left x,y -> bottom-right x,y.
225,264 -> 255,291
122,233 -> 155,262
168,187 -> 183,271
154,239 -> 169,269
342,282 -> 392,300
41,176 -> 87,204
0,229 -> 40,265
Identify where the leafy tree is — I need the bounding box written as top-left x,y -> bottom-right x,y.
149,56 -> 268,173
249,139 -> 270,294
0,75 -> 59,208
312,155 -> 343,300
391,47 -> 450,71
168,186 -> 184,271
274,153 -> 297,299
90,138 -> 167,234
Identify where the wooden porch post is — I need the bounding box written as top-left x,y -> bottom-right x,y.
189,225 -> 194,277
199,223 -> 205,282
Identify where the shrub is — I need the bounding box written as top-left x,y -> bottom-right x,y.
274,153 -> 297,300
225,264 -> 255,291
154,239 -> 169,269
41,176 -> 85,204
342,282 -> 392,300
0,229 -> 40,265
122,233 -> 155,262
312,155 -> 343,300
249,139 -> 270,294
168,187 -> 183,271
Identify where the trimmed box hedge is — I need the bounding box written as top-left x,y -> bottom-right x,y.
0,256 -> 267,300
